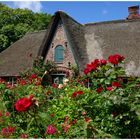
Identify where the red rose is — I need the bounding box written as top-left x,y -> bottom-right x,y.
31,74 -> 37,79
114,54 -> 125,62
72,91 -> 84,97
108,54 -> 125,65
46,125 -> 57,135
84,68 -> 90,75
19,79 -> 27,85
1,126 -> 16,137
96,86 -> 103,93
1,128 -> 9,137
112,81 -> 121,88
15,95 -> 33,112
84,60 -> 100,75
52,83 -> 57,88
100,59 -> 107,65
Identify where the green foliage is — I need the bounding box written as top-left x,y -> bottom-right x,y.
1,54 -> 140,138
20,57 -> 56,86
0,3 -> 52,52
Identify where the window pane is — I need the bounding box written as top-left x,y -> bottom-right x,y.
55,45 -> 64,62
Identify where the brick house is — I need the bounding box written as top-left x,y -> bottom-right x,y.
0,6 -> 140,84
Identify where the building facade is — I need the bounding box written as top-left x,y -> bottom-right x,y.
0,5 -> 140,84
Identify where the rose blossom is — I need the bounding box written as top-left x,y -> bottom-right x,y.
112,81 -> 121,88
106,86 -> 113,91
100,59 -> 107,65
46,124 -> 57,135
96,86 -> 103,93
5,112 -> 10,117
72,91 -> 84,97
30,74 -> 37,79
1,126 -> 16,137
58,84 -> 63,89
52,83 -> 57,88
19,79 -> 27,85
108,54 -> 125,65
15,95 -> 33,112
0,112 -> 2,117
20,133 -> 28,138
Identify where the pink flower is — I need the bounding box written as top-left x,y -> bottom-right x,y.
6,83 -> 15,89
73,119 -> 77,124
65,116 -> 69,122
64,124 -> 71,133
84,117 -> 92,123
0,112 -> 2,117
5,112 -> 10,117
106,86 -> 113,91
46,125 -> 57,135
82,111 -> 87,115
20,133 -> 28,138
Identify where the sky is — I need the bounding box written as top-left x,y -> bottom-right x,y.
1,1 -> 140,23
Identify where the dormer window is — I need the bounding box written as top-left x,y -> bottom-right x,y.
54,45 -> 64,63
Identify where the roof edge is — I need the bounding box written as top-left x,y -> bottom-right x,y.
55,11 -> 83,26
84,18 -> 140,26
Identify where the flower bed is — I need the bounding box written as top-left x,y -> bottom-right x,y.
0,54 -> 140,138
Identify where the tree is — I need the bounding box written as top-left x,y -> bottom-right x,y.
0,3 -> 52,52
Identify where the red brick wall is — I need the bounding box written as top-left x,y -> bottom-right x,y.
44,23 -> 76,69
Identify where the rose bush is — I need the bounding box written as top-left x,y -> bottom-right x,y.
0,54 -> 140,138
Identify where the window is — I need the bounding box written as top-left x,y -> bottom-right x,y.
54,45 -> 64,62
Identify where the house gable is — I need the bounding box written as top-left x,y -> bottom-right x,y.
44,20 -> 76,68
38,11 -> 87,73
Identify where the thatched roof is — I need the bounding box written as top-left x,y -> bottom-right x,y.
84,19 -> 140,76
0,11 -> 140,76
0,30 -> 46,76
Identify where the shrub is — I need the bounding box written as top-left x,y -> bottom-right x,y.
0,54 -> 140,138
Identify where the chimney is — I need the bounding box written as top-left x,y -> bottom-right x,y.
127,5 -> 140,20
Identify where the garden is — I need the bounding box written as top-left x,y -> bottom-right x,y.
0,54 -> 140,138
